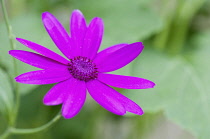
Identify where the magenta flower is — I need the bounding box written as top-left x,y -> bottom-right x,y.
9,10 -> 155,119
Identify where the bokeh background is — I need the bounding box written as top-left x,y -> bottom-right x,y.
0,0 -> 210,139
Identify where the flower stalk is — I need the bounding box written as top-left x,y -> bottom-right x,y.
0,0 -> 19,126
0,111 -> 61,138
1,1 -> 62,138
10,111 -> 62,134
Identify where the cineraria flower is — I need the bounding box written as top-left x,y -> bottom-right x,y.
9,10 -> 155,119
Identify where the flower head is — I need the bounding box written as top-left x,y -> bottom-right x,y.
9,10 -> 155,119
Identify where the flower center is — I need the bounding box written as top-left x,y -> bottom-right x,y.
68,56 -> 98,82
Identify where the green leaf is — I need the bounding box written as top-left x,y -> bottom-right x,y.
124,31 -> 210,139
0,68 -> 14,117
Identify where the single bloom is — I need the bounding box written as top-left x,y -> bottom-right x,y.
9,10 -> 155,119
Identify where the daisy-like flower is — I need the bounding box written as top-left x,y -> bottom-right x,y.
9,10 -> 155,119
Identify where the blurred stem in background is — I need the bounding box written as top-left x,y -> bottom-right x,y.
0,0 -> 62,138
154,0 -> 205,54
0,0 -> 19,127
153,0 -> 177,51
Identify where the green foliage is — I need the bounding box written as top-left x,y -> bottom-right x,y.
124,31 -> 210,139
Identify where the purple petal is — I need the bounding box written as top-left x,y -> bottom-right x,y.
9,50 -> 67,69
15,69 -> 71,84
98,73 -> 155,89
93,43 -> 128,62
86,80 -> 126,115
88,80 -> 143,115
42,12 -> 72,59
82,17 -> 104,59
62,78 -> 86,119
94,42 -> 144,72
70,10 -> 87,57
16,38 -> 69,64
43,80 -> 70,105
116,92 -> 144,115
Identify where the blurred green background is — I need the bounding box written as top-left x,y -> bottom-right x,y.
0,0 -> 210,139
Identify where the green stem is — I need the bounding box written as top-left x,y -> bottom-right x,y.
0,2 -> 62,138
168,0 -> 205,54
0,0 -> 16,50
0,0 -> 19,126
0,112 -> 62,138
0,128 -> 10,139
154,0 -> 177,51
10,112 -> 62,134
